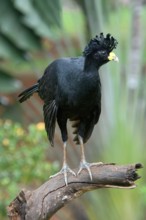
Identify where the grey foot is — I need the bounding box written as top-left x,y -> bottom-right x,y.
50,165 -> 76,186
78,161 -> 103,180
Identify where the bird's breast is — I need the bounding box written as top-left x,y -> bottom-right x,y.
57,76 -> 101,117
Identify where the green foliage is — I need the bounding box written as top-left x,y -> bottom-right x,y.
0,0 -> 61,61
13,0 -> 61,38
0,120 -> 58,218
0,0 -> 41,53
140,186 -> 146,205
0,0 -> 62,94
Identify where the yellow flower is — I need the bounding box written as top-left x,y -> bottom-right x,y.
36,122 -> 45,131
2,138 -> 9,146
16,128 -> 24,136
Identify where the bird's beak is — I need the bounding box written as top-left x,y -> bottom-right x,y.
108,52 -> 119,62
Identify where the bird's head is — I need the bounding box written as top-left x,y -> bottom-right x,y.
83,33 -> 118,65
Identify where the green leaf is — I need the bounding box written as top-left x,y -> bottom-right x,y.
0,35 -> 25,60
13,0 -> 52,38
0,0 -> 41,51
33,0 -> 61,28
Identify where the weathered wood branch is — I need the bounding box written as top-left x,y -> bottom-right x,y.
7,163 -> 142,220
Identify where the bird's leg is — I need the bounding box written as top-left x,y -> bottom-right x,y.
50,142 -> 76,185
61,142 -> 76,185
78,135 -> 102,180
77,135 -> 93,180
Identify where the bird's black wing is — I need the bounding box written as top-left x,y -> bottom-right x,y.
83,107 -> 101,143
43,101 -> 57,146
38,61 -> 59,146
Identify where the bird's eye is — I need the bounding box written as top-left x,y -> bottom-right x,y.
100,51 -> 106,55
93,51 -> 107,60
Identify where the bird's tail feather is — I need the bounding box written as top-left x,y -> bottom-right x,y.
18,83 -> 39,103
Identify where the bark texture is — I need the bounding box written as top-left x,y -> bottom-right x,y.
7,163 -> 142,220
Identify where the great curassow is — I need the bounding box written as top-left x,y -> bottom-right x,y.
18,33 -> 118,185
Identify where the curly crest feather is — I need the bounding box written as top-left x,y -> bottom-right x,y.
83,33 -> 118,56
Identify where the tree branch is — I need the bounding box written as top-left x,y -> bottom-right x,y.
7,163 -> 142,220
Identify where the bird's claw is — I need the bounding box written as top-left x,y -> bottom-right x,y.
50,164 -> 76,186
78,161 -> 103,181
78,161 -> 93,180
62,165 -> 76,185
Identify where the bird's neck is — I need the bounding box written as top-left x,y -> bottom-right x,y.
84,56 -> 101,72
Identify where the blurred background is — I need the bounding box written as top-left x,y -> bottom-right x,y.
0,0 -> 146,219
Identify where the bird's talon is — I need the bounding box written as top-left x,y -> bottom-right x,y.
87,167 -> 93,180
50,165 -> 76,186
64,172 -> 68,186
78,161 -> 93,181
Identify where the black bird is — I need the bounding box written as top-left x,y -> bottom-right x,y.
18,33 -> 118,185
